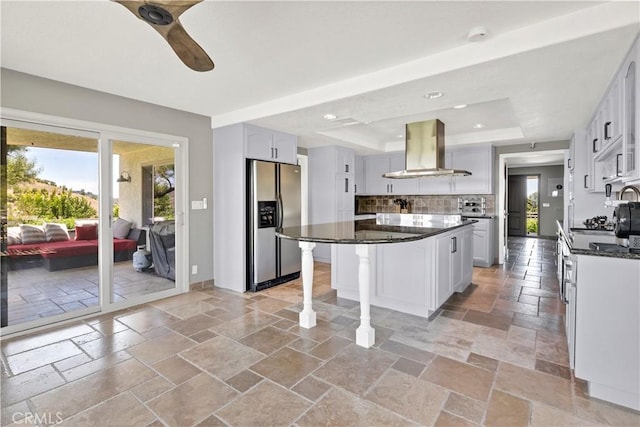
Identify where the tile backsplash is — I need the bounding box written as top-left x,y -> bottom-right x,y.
356,194 -> 496,216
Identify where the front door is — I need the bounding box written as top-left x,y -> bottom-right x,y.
508,175 -> 527,236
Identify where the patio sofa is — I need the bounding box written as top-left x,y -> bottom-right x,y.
5,220 -> 145,272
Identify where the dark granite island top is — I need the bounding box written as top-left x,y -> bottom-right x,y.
276,214 -> 475,349
276,218 -> 477,244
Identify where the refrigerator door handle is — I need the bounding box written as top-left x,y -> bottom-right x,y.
277,193 -> 284,229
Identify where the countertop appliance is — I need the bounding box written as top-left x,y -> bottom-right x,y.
458,196 -> 486,216
613,202 -> 640,251
247,160 -> 301,291
582,215 -> 614,231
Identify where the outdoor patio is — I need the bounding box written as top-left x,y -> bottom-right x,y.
6,262 -> 174,326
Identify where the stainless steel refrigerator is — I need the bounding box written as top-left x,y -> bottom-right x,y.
247,160 -> 301,292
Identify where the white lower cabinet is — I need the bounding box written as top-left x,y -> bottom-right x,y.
572,254 -> 640,411
566,277 -> 576,370
434,227 -> 473,309
331,225 -> 474,317
435,233 -> 453,309
471,218 -> 495,267
461,227 -> 473,286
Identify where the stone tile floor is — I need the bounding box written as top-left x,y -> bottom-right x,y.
1,237 -> 639,426
6,262 -> 175,326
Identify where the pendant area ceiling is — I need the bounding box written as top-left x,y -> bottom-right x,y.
1,1 -> 639,155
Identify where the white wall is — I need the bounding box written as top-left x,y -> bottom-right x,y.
1,69 -> 214,284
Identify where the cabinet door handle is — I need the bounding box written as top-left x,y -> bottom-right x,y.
451,236 -> 457,253
567,158 -> 572,169
390,184 -> 393,193
354,184 -> 357,194
616,153 -> 622,176
592,138 -> 598,153
275,147 -> 278,159
345,164 -> 349,173
584,174 -> 588,189
604,121 -> 612,140
270,147 -> 274,158
345,177 -> 349,193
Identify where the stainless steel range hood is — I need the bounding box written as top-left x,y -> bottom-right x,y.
383,119 -> 471,178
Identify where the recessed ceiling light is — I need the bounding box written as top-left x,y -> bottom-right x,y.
396,134 -> 404,138
453,104 -> 468,109
323,113 -> 337,120
473,123 -> 485,129
424,91 -> 443,99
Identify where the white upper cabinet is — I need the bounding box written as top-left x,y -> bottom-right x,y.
336,148 -> 355,174
245,124 -> 297,164
361,144 -> 494,195
601,73 -> 623,147
567,132 -> 576,171
388,153 -> 418,194
450,145 -> 494,194
363,154 -> 416,195
589,36 -> 640,188
364,155 -> 390,194
355,155 -> 366,195
623,38 -> 639,183
418,145 -> 494,195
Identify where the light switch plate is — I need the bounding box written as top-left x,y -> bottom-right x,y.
191,200 -> 204,210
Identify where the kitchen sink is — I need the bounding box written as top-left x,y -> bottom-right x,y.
588,242 -> 629,253
570,229 -> 617,247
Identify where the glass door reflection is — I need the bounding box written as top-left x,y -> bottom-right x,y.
111,141 -> 176,304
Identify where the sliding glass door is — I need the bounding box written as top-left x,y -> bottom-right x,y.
1,124 -> 101,329
110,140 -> 177,304
1,119 -> 186,335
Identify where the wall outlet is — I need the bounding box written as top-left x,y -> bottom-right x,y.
191,265 -> 198,275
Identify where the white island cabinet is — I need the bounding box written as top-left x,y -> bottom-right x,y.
331,222 -> 473,317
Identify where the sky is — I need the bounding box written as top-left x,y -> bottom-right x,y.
527,176 -> 538,197
25,147 -> 120,197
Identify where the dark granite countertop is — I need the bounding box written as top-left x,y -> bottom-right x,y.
557,220 -> 640,260
276,218 -> 476,245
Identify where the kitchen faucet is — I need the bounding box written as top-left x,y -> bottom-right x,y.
617,185 -> 640,201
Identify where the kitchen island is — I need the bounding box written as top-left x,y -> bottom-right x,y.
276,214 -> 475,348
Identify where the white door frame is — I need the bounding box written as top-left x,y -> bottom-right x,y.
0,108 -> 190,337
498,150 -> 566,263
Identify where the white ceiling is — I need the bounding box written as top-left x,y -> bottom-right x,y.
2,1 -> 639,166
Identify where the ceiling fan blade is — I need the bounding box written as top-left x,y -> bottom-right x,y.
113,0 -> 214,72
165,21 -> 214,72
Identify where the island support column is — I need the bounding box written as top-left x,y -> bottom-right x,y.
355,244 -> 375,348
298,241 -> 317,328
